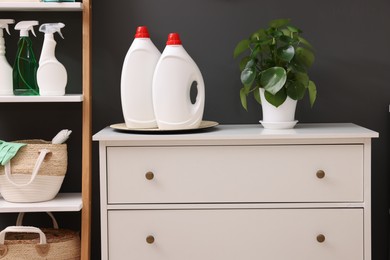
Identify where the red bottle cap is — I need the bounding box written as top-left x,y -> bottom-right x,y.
135,26 -> 150,38
166,33 -> 182,45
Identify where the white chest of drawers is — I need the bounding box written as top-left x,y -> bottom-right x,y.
93,123 -> 378,260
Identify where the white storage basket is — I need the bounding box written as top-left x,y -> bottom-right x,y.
0,140 -> 67,203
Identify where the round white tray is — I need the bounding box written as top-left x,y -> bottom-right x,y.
110,120 -> 219,133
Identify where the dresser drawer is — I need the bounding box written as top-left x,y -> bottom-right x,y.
107,209 -> 363,260
106,145 -> 363,203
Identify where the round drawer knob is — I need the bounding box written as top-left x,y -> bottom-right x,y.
316,234 -> 326,243
145,171 -> 154,180
146,235 -> 155,244
316,170 -> 325,179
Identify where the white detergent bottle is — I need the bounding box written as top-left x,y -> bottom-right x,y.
121,26 -> 161,129
0,19 -> 15,95
37,22 -> 67,96
153,33 -> 205,130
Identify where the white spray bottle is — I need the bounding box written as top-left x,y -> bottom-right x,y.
37,23 -> 67,96
0,19 -> 15,95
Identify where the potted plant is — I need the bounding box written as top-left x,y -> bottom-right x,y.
233,18 -> 317,129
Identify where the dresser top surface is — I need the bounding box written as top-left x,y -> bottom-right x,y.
93,123 -> 378,143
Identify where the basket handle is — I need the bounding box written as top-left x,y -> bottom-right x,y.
0,226 -> 50,258
0,226 -> 47,245
16,212 -> 59,229
3,149 -> 50,187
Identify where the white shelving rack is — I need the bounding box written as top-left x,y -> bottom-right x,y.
0,2 -> 82,11
0,94 -> 83,102
0,1 -> 83,12
0,193 -> 83,213
0,1 -> 92,259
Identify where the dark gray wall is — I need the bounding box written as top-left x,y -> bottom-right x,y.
92,0 -> 390,259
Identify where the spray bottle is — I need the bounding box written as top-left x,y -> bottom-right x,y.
13,20 -> 39,96
37,23 -> 67,96
0,19 -> 15,95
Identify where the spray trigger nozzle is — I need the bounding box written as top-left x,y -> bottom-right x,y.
0,19 -> 15,35
39,23 -> 65,39
14,21 -> 39,37
31,27 -> 36,37
58,30 -> 64,39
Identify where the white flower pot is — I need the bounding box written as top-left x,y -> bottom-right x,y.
259,88 -> 298,129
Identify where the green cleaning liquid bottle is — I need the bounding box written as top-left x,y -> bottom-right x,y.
13,21 -> 39,96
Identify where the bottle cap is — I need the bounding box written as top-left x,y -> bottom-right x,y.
166,33 -> 182,45
135,26 -> 150,38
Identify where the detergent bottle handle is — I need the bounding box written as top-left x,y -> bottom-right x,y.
190,71 -> 205,119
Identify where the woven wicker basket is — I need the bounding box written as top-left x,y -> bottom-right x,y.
0,140 -> 67,203
0,212 -> 80,260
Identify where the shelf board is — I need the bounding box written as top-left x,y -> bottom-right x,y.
0,2 -> 82,11
0,192 -> 82,213
0,94 -> 83,103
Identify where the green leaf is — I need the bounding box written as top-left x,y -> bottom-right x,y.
295,47 -> 315,68
269,18 -> 291,28
294,72 -> 309,87
289,59 -> 307,73
287,25 -> 302,33
277,45 -> 295,62
243,83 -> 251,93
253,88 -> 261,104
263,58 -> 275,69
281,29 -> 290,36
240,87 -> 248,110
239,56 -> 250,71
264,88 -> 287,107
279,35 -> 293,43
233,39 -> 250,58
286,81 -> 306,100
250,45 -> 261,59
251,29 -> 267,41
241,68 -> 256,85
245,59 -> 256,69
308,80 -> 317,107
260,38 -> 273,46
270,29 -> 284,38
298,36 -> 313,49
260,67 -> 287,95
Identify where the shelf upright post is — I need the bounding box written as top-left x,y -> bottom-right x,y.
81,0 -> 92,259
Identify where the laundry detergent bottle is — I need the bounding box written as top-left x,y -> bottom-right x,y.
0,19 -> 15,95
120,26 -> 161,129
153,33 -> 205,130
13,21 -> 39,96
37,23 -> 67,96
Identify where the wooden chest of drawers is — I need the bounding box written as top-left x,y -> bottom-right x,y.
93,123 -> 378,260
